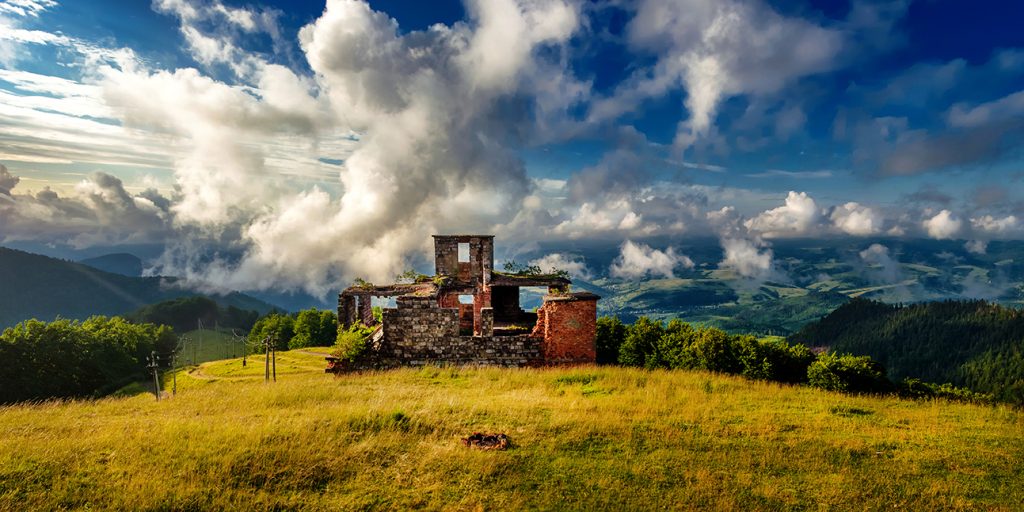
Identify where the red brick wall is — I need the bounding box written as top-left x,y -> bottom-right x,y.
473,287 -> 491,335
538,298 -> 597,365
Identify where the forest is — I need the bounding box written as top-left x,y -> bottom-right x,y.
789,298 -> 1024,403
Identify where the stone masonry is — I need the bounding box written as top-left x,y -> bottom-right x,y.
336,234 -> 599,369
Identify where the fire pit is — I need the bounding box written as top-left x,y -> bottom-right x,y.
461,432 -> 511,450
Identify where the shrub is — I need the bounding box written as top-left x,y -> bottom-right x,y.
618,317 -> 664,368
685,327 -> 741,374
807,353 -> 892,393
654,319 -> 696,369
737,337 -> 816,383
332,323 -> 374,362
898,378 -> 992,404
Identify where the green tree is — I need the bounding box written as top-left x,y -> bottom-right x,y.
655,319 -> 697,369
618,316 -> 664,368
291,308 -> 338,349
685,327 -> 741,374
807,353 -> 892,393
595,316 -> 627,365
248,313 -> 295,350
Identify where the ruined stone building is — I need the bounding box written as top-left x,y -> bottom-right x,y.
336,235 -> 599,367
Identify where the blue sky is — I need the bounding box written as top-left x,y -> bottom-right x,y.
0,0 -> 1022,293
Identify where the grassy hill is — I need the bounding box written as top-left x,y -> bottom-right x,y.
1,356 -> 1021,509
0,247 -> 278,328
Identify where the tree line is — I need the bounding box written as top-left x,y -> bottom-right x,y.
0,317 -> 177,404
597,316 -> 993,403
246,308 -> 340,350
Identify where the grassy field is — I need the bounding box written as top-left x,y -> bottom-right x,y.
1,353 -> 1022,510
176,328 -> 250,366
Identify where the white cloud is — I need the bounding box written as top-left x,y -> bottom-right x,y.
592,0 -> 843,149
529,253 -> 591,280
859,243 -> 902,284
965,240 -> 987,254
744,191 -> 820,237
610,240 -> 693,280
830,202 -> 882,236
719,237 -> 773,279
947,90 -> 1024,128
125,0 -> 585,296
0,169 -> 172,247
923,209 -> 962,239
970,214 -> 1021,237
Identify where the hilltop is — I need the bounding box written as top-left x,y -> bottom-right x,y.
0,355 -> 1020,510
0,247 -> 278,328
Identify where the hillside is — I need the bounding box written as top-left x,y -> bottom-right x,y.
0,247 -> 278,328
78,253 -> 144,276
790,299 -> 1024,402
1,358 -> 1021,509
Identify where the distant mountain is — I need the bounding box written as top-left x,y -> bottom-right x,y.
79,253 -> 144,277
0,247 -> 279,329
790,298 -> 1024,403
526,238 -> 1024,335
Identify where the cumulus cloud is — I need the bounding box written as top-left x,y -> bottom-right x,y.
859,243 -> 902,284
0,164 -> 19,194
964,240 -> 987,255
829,202 -> 882,236
593,0 -> 843,149
529,253 -> 591,280
744,191 -> 820,238
719,237 -> 773,279
0,168 -> 171,247
102,0 -> 586,296
970,215 -> 1022,238
609,240 -> 693,280
923,209 -> 962,239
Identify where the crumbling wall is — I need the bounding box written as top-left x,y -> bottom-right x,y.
536,294 -> 598,365
370,297 -> 541,367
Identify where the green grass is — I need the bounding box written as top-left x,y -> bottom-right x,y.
176,328 -> 248,365
1,358 -> 1022,510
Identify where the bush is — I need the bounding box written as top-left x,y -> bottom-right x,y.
737,337 -> 815,383
683,327 -> 742,374
332,323 -> 374,362
807,353 -> 892,394
898,378 -> 992,404
595,316 -> 626,365
654,319 -> 697,369
618,317 -> 663,368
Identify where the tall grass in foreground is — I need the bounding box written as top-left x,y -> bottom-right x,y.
1,352 -> 1022,510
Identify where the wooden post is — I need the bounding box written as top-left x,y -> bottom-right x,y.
148,351 -> 160,401
264,336 -> 270,382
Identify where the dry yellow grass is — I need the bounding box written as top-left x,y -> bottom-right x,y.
1,350 -> 1021,510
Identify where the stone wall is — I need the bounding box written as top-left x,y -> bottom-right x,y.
374,305 -> 540,367
432,235 -> 493,285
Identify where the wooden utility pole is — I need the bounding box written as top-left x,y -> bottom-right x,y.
171,352 -> 177,396
272,337 -> 277,382
147,351 -> 160,401
264,335 -> 271,382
